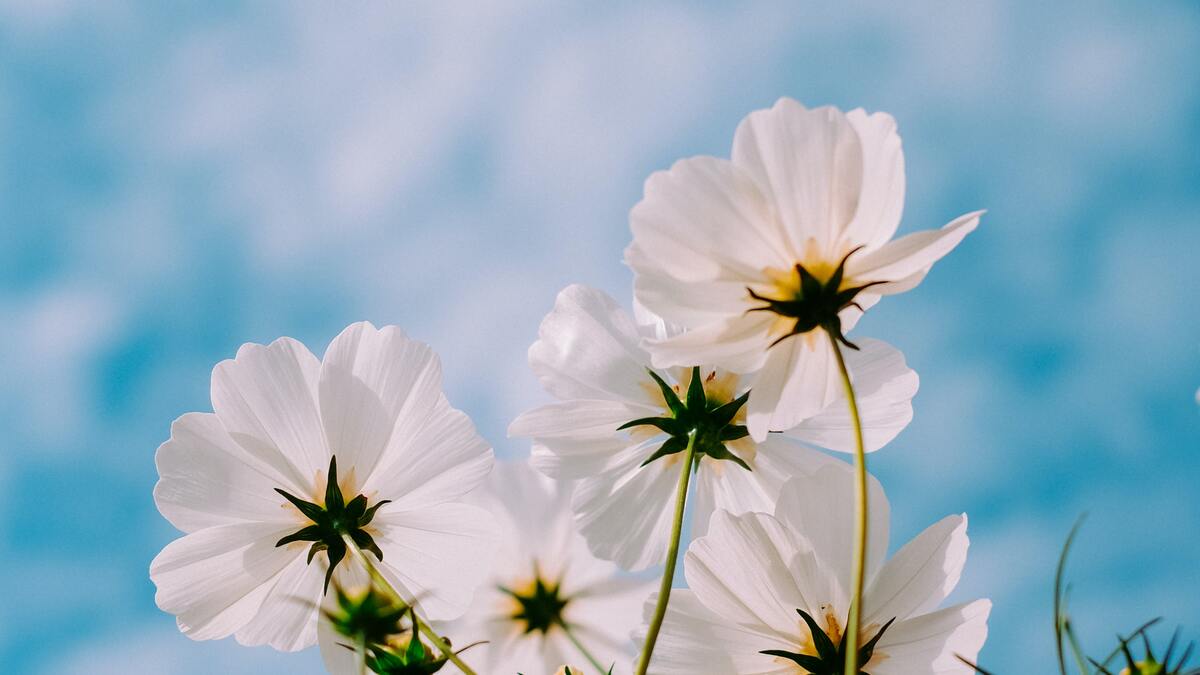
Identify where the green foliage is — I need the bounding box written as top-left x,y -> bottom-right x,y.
620,366 -> 751,470
958,518 -> 1198,675
274,455 -> 391,591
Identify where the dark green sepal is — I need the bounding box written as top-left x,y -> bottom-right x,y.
621,367 -> 754,472
758,607 -> 896,675
274,455 -> 391,592
500,573 -> 570,635
746,246 -> 888,351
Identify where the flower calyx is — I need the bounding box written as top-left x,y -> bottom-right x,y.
500,570 -> 570,635
275,455 -> 391,591
619,366 -> 751,471
760,607 -> 896,675
747,246 -> 885,351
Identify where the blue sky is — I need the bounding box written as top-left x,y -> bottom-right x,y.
2,2 -> 1198,672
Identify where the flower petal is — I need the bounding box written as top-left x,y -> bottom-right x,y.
154,412 -> 300,532
571,449 -> 681,571
684,510 -> 808,637
529,284 -> 657,403
234,554 -> 325,651
783,338 -> 918,453
731,98 -> 863,253
746,337 -> 841,441
840,109 -> 906,249
869,600 -> 991,675
530,436 -> 651,481
363,395 -> 492,508
150,521 -> 299,645
644,314 -> 774,373
774,465 -> 890,588
509,399 -> 654,441
864,514 -> 969,626
210,337 -> 328,489
372,503 -> 498,621
846,210 -> 983,293
634,590 -> 791,675
319,321 -> 443,483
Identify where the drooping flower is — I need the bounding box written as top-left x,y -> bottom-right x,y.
638,464 -> 991,674
626,97 -> 981,439
431,460 -> 654,675
151,321 -> 497,651
510,285 -> 917,571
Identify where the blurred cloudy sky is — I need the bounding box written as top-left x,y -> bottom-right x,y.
2,1 -> 1198,672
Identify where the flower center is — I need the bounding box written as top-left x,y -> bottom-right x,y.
501,569 -> 570,635
274,455 -> 391,591
619,366 -> 753,471
761,607 -> 895,675
746,246 -> 884,351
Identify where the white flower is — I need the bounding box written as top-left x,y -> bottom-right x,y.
434,459 -> 653,675
639,464 -> 991,674
151,321 -> 497,651
626,97 -> 981,440
510,285 -> 917,571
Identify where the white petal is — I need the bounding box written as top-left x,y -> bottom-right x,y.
683,510 -> 808,637
530,435 -> 652,481
564,578 -> 653,672
529,284 -> 656,402
689,457 -> 775,540
631,156 -> 792,277
870,600 -> 991,675
774,465 -> 890,588
746,337 -> 840,441
234,554 -> 325,651
630,261 -> 759,328
840,109 -> 906,249
150,521 -> 298,644
783,339 -> 918,453
864,515 -> 969,626
318,616 -> 358,675
635,590 -> 789,675
731,98 -> 863,252
319,321 -> 442,483
372,503 -> 498,621
154,412 -> 299,532
846,210 -> 983,293
363,395 -> 492,508
644,315 -> 773,373
210,336 -> 328,489
572,451 -> 680,571
509,399 -> 654,441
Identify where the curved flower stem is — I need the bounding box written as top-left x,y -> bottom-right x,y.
340,535 -> 479,675
635,433 -> 699,675
829,334 -> 868,675
562,621 -> 608,673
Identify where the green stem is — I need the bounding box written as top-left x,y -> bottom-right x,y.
634,433 -> 698,675
340,535 -> 479,675
561,621 -> 608,673
356,633 -> 368,675
830,334 -> 868,675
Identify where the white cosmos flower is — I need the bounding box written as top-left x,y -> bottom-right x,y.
151,321 -> 497,652
639,464 -> 991,674
432,459 -> 653,675
509,284 -> 918,571
626,97 -> 981,440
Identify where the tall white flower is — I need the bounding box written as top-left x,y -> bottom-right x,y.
639,464 -> 991,674
440,459 -> 652,675
510,285 -> 917,571
151,321 -> 497,652
626,97 -> 981,439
